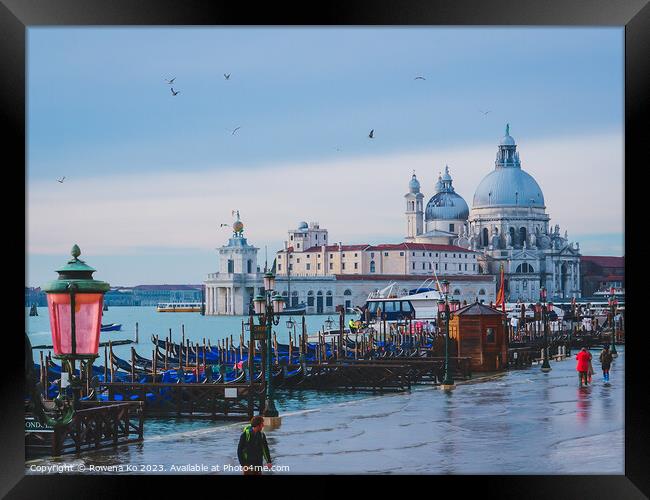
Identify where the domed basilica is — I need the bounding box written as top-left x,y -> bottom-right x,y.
405,125 -> 581,301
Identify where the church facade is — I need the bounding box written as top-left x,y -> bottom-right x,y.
406,125 -> 581,302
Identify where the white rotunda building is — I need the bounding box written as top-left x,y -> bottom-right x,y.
403,125 -> 581,301
467,125 -> 581,301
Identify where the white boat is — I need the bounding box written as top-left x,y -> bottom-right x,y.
156,302 -> 203,312
362,279 -> 444,322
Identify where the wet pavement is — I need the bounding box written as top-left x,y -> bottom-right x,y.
26,347 -> 624,475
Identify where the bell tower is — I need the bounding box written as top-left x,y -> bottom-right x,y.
405,172 -> 424,239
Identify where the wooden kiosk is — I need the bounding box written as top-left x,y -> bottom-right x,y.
449,302 -> 508,372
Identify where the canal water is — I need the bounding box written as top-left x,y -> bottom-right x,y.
25,307 -> 624,474
27,306 -> 339,367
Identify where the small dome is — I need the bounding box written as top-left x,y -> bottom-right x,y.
425,192 -> 469,221
425,166 -> 469,221
409,174 -> 420,192
298,221 -> 308,230
233,220 -> 244,233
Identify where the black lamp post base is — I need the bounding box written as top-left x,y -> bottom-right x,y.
262,398 -> 279,418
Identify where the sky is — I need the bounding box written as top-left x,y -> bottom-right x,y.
26,27 -> 624,287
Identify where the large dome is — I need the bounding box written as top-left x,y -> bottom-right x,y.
425,165 -> 469,221
472,125 -> 545,209
472,168 -> 544,208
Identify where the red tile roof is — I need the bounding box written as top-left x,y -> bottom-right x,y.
282,242 -> 476,254
580,256 -> 624,268
367,242 -> 477,253
455,302 -> 504,316
299,244 -> 371,253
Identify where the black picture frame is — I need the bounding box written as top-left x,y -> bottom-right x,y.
4,0 -> 647,496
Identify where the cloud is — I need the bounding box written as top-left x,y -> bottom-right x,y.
27,130 -> 623,256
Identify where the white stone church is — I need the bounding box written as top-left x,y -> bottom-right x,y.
406,124 -> 581,301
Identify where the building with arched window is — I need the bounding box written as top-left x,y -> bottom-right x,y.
467,125 -> 581,301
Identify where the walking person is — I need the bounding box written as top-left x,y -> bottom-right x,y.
237,416 -> 272,475
599,345 -> 613,382
575,347 -> 592,387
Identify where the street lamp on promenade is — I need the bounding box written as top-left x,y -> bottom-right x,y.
437,280 -> 460,391
536,287 -> 552,373
253,271 -> 285,425
29,245 -> 109,427
608,288 -> 619,358
567,297 -> 577,357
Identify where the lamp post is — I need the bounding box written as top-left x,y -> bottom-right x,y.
253,271 -> 285,425
538,287 -> 552,372
567,297 -> 576,357
437,280 -> 459,390
608,288 -> 618,358
31,245 -> 109,426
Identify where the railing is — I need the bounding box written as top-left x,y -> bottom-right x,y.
25,401 -> 144,457
99,381 -> 265,419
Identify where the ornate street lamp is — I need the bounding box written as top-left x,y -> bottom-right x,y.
437,280 -> 455,390
539,287 -> 552,372
608,288 -> 618,358
324,316 -> 334,331
31,245 -> 109,426
253,274 -> 284,422
286,317 -> 296,330
567,297 -> 577,357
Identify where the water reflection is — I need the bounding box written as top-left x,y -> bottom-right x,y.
576,386 -> 591,422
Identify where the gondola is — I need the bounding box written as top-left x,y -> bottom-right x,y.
100,323 -> 122,332
281,364 -> 304,388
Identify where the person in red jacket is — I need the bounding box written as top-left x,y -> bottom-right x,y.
576,347 -> 592,387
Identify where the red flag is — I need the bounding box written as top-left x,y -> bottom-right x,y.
495,264 -> 506,311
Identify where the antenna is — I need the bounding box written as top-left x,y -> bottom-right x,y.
264,245 -> 268,272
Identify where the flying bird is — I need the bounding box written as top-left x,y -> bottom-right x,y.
57,176 -> 65,183
230,126 -> 241,135
480,110 -> 491,116
170,87 -> 180,96
224,73 -> 231,80
165,77 -> 176,85
368,129 -> 374,139
414,76 -> 426,80
219,223 -> 230,227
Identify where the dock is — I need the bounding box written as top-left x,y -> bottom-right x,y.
25,400 -> 144,458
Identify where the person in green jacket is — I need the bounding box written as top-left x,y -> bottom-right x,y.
237,416 -> 272,475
